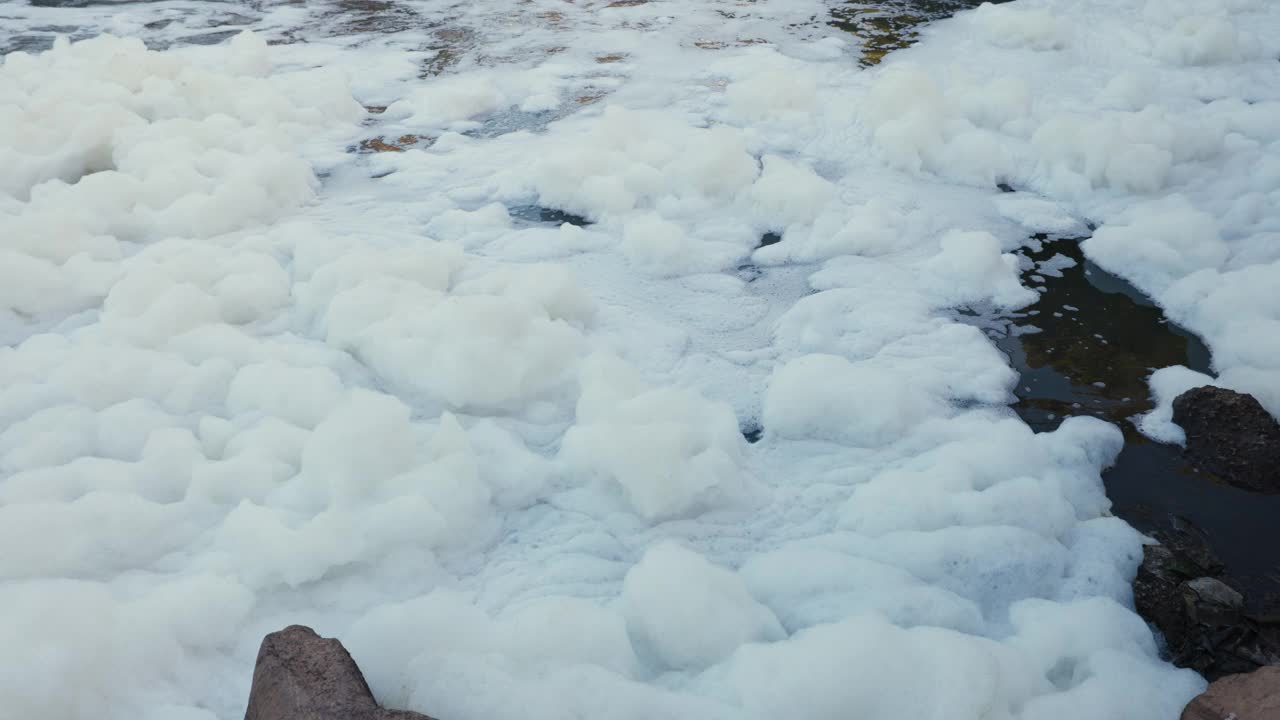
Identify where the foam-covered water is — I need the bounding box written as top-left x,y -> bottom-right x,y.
3,0 -> 1279,718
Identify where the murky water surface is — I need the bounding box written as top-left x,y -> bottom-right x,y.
987,234 -> 1280,608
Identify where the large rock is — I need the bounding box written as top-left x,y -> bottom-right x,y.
245,625 -> 434,720
1181,665 -> 1280,720
1172,386 -> 1280,493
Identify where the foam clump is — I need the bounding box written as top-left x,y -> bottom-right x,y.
970,2 -> 1070,51
837,416 -> 1110,540
622,542 -> 784,670
922,230 -> 1037,308
709,592 -> 1200,720
763,353 -> 943,446
862,65 -> 1024,184
0,31 -> 361,325
770,278 -> 1018,407
526,106 -> 759,220
1155,15 -> 1256,66
746,155 -> 838,229
344,591 -> 650,719
994,194 -> 1084,235
739,547 -> 986,634
1137,365 -> 1217,444
559,354 -> 749,520
1082,196 -> 1228,294
758,198 -> 907,262
622,214 -> 699,275
721,49 -> 821,122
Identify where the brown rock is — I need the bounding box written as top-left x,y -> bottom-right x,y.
1181,665 -> 1280,720
1172,386 -> 1280,494
245,625 -> 434,720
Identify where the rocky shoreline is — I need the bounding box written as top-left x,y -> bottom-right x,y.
1134,386 -> 1280,679
1133,386 -> 1280,718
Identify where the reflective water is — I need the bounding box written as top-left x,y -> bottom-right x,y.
988,235 -> 1280,609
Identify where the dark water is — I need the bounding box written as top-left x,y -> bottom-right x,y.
986,235 -> 1280,608
508,205 -> 593,227
757,232 -> 783,248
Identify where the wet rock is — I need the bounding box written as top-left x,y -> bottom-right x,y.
1172,386 -> 1280,494
1181,665 -> 1280,720
1159,515 -> 1226,578
1185,577 -> 1245,612
245,625 -> 434,720
1179,576 -> 1250,647
1134,516 -> 1225,634
1135,535 -> 1280,680
1135,544 -> 1189,639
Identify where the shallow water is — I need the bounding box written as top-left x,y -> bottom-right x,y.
988,234 -> 1280,609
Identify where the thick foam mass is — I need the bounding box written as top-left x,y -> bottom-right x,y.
8,0 -> 1275,716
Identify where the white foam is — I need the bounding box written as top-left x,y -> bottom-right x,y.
622,542 -> 784,670
560,354 -> 749,520
9,0 -> 1273,716
763,354 -> 944,446
1137,366 -> 1217,444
